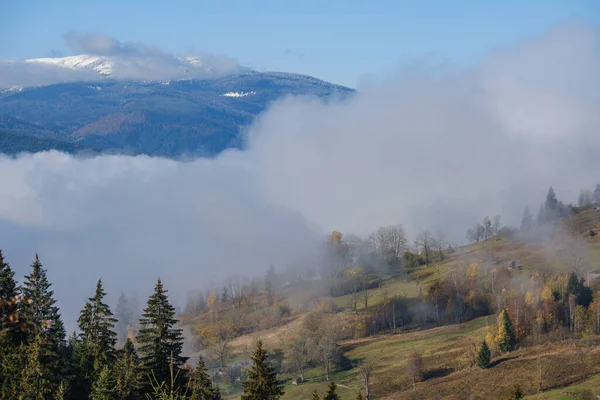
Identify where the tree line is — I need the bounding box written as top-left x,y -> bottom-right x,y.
0,250 -> 286,400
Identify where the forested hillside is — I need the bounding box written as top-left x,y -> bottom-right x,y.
0,72 -> 353,157
3,185 -> 600,399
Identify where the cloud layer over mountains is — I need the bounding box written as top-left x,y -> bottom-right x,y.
0,32 -> 242,87
0,21 -> 598,325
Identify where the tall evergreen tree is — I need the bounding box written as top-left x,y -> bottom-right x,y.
497,309 -> 517,353
544,187 -> 560,221
477,339 -> 491,369
65,331 -> 92,400
190,356 -> 219,400
115,292 -> 133,344
137,279 -> 188,389
0,250 -> 25,399
90,366 -> 118,400
20,254 -> 66,397
241,340 -> 284,400
19,333 -> 47,400
114,338 -> 143,399
520,207 -> 534,231
78,279 -> 118,373
0,249 -> 21,338
323,381 -> 340,400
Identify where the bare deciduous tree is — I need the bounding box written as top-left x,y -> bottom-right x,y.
369,224 -> 409,265
288,329 -> 311,380
415,231 -> 434,266
354,359 -> 376,400
317,320 -> 338,381
202,323 -> 235,367
361,287 -> 372,313
407,351 -> 424,395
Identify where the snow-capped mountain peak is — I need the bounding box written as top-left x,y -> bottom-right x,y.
22,54 -> 240,81
25,55 -> 115,76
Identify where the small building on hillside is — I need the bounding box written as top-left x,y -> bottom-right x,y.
292,377 -> 303,385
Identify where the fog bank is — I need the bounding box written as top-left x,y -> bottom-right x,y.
0,21 -> 598,327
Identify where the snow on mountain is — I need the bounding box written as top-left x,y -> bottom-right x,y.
24,54 -> 219,79
222,91 -> 256,97
25,55 -> 115,75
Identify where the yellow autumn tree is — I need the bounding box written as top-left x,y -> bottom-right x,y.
467,263 -> 480,280
541,285 -> 554,303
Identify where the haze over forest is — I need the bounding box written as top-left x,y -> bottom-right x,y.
0,21 -> 598,327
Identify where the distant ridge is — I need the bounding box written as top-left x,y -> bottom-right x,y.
0,70 -> 354,157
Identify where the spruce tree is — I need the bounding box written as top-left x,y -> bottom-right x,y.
544,187 -> 559,221
241,340 -> 284,400
114,338 -> 143,399
66,331 -> 91,400
520,207 -> 534,231
190,356 -> 218,400
323,381 -> 340,400
20,254 -> 66,397
0,250 -> 24,399
19,333 -> 47,400
477,339 -> 491,369
0,249 -> 21,339
78,279 -> 118,374
497,309 -> 517,353
137,279 -> 188,389
115,292 -> 133,344
90,365 -> 118,400
213,384 -> 222,400
54,382 -> 66,400
310,389 -> 321,400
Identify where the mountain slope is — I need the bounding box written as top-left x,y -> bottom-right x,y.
0,71 -> 353,156
0,129 -> 96,155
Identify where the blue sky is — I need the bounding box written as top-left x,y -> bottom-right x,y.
1,0 -> 598,87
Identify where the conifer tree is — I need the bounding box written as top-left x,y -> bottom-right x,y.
497,309 -> 517,353
241,340 -> 284,400
310,389 -> 321,400
323,381 -> 340,400
66,331 -> 94,400
0,250 -> 25,399
115,292 -> 133,344
90,365 -> 119,400
520,207 -> 534,231
477,339 -> 491,369
0,249 -> 21,338
190,356 -> 218,400
78,279 -> 118,373
20,254 -> 66,396
54,382 -> 66,400
137,279 -> 188,388
213,384 -> 222,400
114,338 -> 143,399
19,333 -> 46,399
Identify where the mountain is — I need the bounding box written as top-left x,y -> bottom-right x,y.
23,54 -> 240,78
0,67 -> 353,157
0,129 -> 97,155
